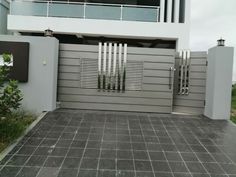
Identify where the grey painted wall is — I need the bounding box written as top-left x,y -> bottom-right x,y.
0,0 -> 9,34
0,35 -> 59,114
204,46 -> 234,120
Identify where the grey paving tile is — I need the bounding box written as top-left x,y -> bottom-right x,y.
117,160 -> 134,170
202,163 -> 225,174
16,146 -> 37,155
84,149 -> 100,158
133,151 -> 149,160
0,166 -> 21,177
6,155 -> 29,166
99,159 -> 116,170
44,157 -> 64,167
77,169 -> 97,177
165,152 -> 182,161
0,155 -> 12,165
25,155 -> 47,166
152,161 -> 171,172
155,172 -> 174,177
136,171 -> 155,177
57,168 -> 78,177
220,163 -> 236,174
134,160 -> 152,171
116,170 -> 135,177
37,167 -> 59,177
185,162 -> 207,173
80,158 -> 98,169
62,157 -> 81,169
211,153 -> 232,163
50,147 -> 68,156
168,162 -> 189,173
196,153 -> 216,162
33,147 -> 53,155
117,150 -> 133,159
173,173 -> 192,177
16,167 -> 40,177
149,151 -> 166,161
181,152 -> 199,162
192,174 -> 210,177
97,170 -> 116,177
101,150 -> 116,159
67,148 -> 84,157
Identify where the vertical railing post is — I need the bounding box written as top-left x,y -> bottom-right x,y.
83,3 -> 86,19
120,5 -> 123,21
157,7 -> 159,22
46,1 -> 49,17
160,0 -> 165,23
9,0 -> 12,15
174,0 -> 180,23
167,0 -> 173,23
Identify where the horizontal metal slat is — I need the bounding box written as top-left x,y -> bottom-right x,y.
58,88 -> 173,99
60,102 -> 171,113
58,95 -> 172,106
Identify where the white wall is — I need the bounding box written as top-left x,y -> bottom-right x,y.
7,15 -> 190,50
0,35 -> 59,114
204,46 -> 234,120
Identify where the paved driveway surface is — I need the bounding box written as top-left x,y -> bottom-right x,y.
1,109 -> 236,177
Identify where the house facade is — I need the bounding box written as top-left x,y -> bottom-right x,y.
0,0 -> 234,120
8,0 -> 190,50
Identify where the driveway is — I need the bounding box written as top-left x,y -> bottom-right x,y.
1,109 -> 236,177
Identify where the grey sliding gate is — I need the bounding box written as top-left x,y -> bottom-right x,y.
58,43 -> 176,113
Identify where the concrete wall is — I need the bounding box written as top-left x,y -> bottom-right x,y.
0,0 -> 9,34
0,35 -> 59,114
204,46 -> 234,120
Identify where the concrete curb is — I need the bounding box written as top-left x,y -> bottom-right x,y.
0,112 -> 48,161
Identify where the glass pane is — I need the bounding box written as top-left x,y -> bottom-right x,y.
11,1 -> 47,16
123,6 -> 158,22
85,4 -> 120,20
49,3 -> 84,18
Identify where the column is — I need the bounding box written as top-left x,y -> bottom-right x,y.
204,46 -> 234,120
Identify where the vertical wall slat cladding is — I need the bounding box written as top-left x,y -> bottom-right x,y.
58,43 -> 175,113
173,51 -> 207,114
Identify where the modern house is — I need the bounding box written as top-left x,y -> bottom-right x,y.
0,0 -> 234,120
8,0 -> 190,50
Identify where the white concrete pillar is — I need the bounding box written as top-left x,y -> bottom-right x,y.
167,0 -> 173,23
184,0 -> 191,24
204,46 -> 234,120
160,0 -> 165,23
174,0 -> 180,23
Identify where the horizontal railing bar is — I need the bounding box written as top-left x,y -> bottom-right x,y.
11,0 -> 160,9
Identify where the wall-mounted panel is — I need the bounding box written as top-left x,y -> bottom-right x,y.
0,41 -> 30,82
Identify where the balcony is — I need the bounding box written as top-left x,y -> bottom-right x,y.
10,0 -> 160,23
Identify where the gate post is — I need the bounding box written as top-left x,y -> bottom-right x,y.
204,45 -> 234,120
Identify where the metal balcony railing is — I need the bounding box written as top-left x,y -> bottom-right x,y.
10,0 -> 160,22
